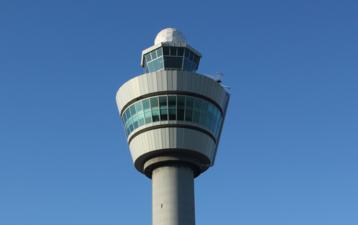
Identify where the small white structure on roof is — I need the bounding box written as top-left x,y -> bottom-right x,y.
154,27 -> 187,45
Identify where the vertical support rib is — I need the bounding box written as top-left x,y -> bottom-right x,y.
152,165 -> 195,225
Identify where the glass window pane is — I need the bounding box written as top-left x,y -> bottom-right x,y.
214,109 -> 221,135
150,97 -> 158,107
157,57 -> 164,70
121,112 -> 126,123
215,116 -> 223,137
130,105 -> 136,115
205,106 -> 212,129
147,57 -> 164,72
147,60 -> 156,72
177,96 -> 185,108
177,109 -> 184,120
178,48 -> 184,56
169,109 -> 176,120
144,101 -> 152,124
159,96 -> 167,107
208,114 -> 214,133
193,98 -> 201,110
152,107 -> 160,122
123,96 -> 222,136
185,109 -> 192,122
185,97 -> 193,122
143,99 -> 150,109
183,58 -> 194,71
151,97 -> 160,122
186,97 -> 193,109
185,49 -> 189,57
200,102 -> 208,127
138,112 -> 145,127
163,47 -> 169,55
187,51 -> 192,59
201,101 -> 208,112
151,51 -> 157,59
139,119 -> 144,127
190,52 -> 194,60
170,47 -> 177,56
159,96 -> 168,121
145,53 -> 151,62
129,124 -> 133,133
125,108 -> 130,119
193,110 -> 200,123
133,121 -> 138,130
144,110 -> 152,122
155,58 -> 163,71
135,101 -> 143,112
126,116 -> 132,127
177,95 -> 185,121
157,48 -> 163,57
168,96 -> 176,107
164,56 -> 183,69
125,111 -> 129,123
193,62 -> 198,71
168,96 -> 176,120
194,55 -> 200,64
211,108 -> 217,131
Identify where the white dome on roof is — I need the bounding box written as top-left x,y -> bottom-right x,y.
154,28 -> 186,45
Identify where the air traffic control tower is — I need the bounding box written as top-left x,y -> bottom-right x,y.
116,28 -> 230,225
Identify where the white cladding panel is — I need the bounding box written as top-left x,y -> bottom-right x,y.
116,71 -> 229,113
129,127 -> 216,164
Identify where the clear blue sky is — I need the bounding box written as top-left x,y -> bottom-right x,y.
0,1 -> 357,224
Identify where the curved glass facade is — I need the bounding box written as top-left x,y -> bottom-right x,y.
144,47 -> 200,73
121,95 -> 223,138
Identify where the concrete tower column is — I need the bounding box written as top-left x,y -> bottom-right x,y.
152,165 -> 195,225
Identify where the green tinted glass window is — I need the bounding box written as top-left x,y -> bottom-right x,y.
143,99 -> 150,109
143,99 -> 151,123
157,48 -> 163,57
133,121 -> 138,129
130,105 -> 136,115
150,97 -> 158,107
121,95 -> 223,138
125,110 -> 130,120
138,113 -> 145,127
150,97 -> 160,122
152,108 -> 160,122
145,53 -> 151,61
144,109 -> 152,124
151,51 -> 157,59
135,102 -> 142,112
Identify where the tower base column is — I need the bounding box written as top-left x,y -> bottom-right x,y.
152,165 -> 195,225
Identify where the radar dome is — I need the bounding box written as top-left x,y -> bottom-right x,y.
154,28 -> 186,45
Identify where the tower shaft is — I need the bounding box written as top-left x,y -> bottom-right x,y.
152,165 -> 195,225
